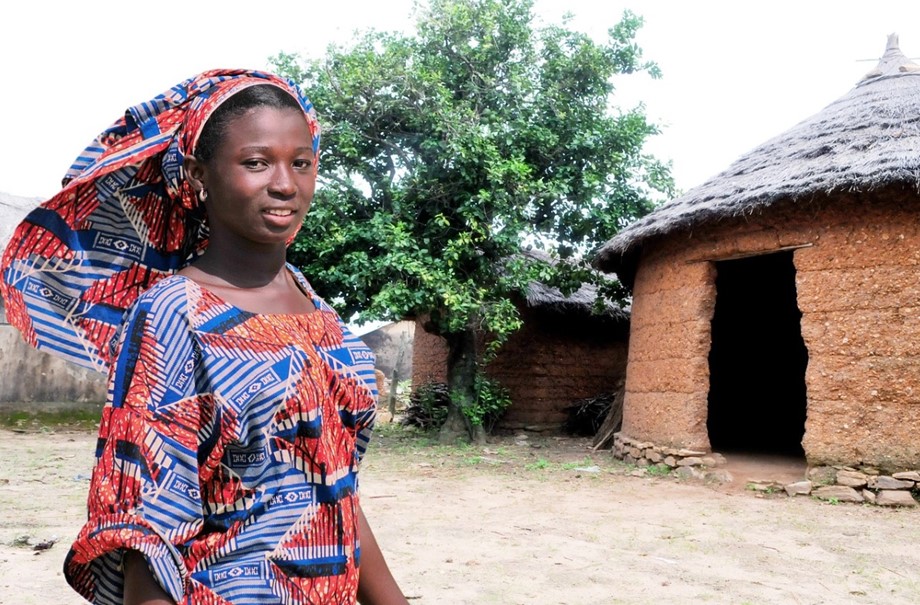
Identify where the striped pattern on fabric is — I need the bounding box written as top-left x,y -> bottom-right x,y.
64,268 -> 376,604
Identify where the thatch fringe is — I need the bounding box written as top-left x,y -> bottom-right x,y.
596,34 -> 920,279
520,249 -> 628,321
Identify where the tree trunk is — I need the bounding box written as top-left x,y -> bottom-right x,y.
438,328 -> 486,445
387,330 -> 409,419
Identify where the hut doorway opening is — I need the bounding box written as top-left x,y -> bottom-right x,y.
706,251 -> 808,457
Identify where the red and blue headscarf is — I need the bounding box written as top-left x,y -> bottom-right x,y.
0,69 -> 320,373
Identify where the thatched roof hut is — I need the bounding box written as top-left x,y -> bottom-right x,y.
594,35 -> 920,475
598,33 -> 920,285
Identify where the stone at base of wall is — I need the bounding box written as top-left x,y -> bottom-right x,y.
805,466 -> 919,506
613,432 -> 920,507
613,433 -> 725,470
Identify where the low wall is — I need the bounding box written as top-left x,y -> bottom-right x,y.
614,433 -> 919,507
0,326 -> 106,406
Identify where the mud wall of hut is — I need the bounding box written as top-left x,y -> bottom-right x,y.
412,310 -> 628,430
360,321 -> 415,382
487,307 -> 628,430
624,188 -> 920,470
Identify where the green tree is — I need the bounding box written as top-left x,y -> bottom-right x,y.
272,0 -> 672,443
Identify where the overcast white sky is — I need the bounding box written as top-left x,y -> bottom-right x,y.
2,1 -> 920,199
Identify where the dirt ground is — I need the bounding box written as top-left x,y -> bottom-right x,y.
1,425 -> 919,605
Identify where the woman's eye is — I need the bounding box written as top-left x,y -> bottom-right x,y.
293,159 -> 313,170
243,159 -> 267,169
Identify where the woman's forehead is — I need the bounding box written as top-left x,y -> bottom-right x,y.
216,107 -> 314,149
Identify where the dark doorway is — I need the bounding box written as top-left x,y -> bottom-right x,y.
707,251 -> 808,456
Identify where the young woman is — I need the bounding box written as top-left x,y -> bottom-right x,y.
0,70 -> 407,605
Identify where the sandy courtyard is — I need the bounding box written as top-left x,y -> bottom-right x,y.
0,425 -> 918,605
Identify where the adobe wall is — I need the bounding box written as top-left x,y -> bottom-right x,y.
411,319 -> 450,386
623,187 -> 920,470
412,312 -> 628,430
486,308 -> 628,430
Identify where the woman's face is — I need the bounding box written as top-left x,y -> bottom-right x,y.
194,106 -> 316,248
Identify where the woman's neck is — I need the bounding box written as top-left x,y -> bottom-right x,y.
178,247 -> 315,315
189,239 -> 289,288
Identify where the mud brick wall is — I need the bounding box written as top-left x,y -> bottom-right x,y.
412,309 -> 628,430
623,187 -> 920,470
795,190 -> 920,469
411,319 -> 450,386
626,256 -> 715,450
486,307 -> 627,430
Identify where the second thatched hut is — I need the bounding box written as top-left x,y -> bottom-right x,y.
413,252 -> 628,431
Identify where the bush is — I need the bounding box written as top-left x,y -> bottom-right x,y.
465,374 -> 512,433
400,375 -> 512,434
401,382 -> 450,430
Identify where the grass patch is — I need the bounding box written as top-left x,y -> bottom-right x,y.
370,423 -> 482,465
561,456 -> 595,470
368,423 -> 609,477
526,458 -> 551,471
746,482 -> 782,495
646,464 -> 672,477
0,407 -> 101,432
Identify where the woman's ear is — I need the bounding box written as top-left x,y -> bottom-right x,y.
183,155 -> 206,193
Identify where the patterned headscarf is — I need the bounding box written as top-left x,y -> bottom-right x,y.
0,69 -> 320,373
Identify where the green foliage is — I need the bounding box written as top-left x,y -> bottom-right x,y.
526,458 -> 551,471
646,463 -> 672,477
274,0 -> 672,340
456,374 -> 512,430
392,379 -> 414,410
403,376 -> 509,432
273,0 -> 672,438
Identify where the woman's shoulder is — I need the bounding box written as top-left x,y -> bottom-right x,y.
135,273 -> 197,307
286,263 -> 314,292
286,264 -> 332,310
124,274 -> 209,327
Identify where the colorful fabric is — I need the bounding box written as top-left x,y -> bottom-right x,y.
0,69 -> 321,373
64,266 -> 377,605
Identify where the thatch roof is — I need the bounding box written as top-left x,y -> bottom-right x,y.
596,34 -> 920,282
525,279 -> 627,321
521,249 -> 628,322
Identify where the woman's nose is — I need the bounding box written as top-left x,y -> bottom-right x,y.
269,166 -> 296,196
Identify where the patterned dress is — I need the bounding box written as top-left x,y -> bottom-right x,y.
64,267 -> 377,605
